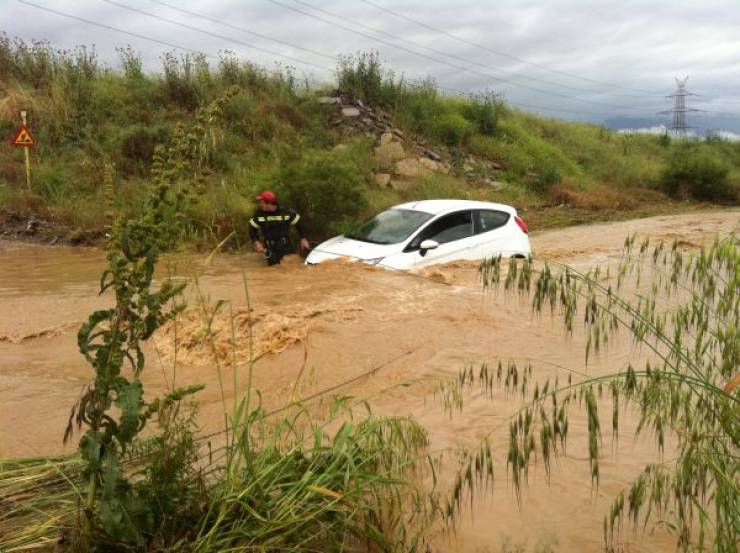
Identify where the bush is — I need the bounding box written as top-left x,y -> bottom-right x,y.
661,144 -> 735,201
161,52 -> 207,111
120,125 -> 166,173
529,164 -> 562,194
337,51 -> 384,105
461,92 -> 501,136
271,146 -> 370,239
431,111 -> 474,147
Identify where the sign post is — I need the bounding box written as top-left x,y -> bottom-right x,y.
11,111 -> 37,190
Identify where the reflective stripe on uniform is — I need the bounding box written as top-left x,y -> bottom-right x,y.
249,218 -> 259,228
290,213 -> 301,225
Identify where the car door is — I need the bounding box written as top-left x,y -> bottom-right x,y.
471,209 -> 515,259
399,210 -> 477,268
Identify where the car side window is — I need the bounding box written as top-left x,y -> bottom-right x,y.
476,210 -> 510,234
406,210 -> 474,251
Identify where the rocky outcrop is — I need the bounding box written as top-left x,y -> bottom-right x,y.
322,92 -> 507,191
374,141 -> 406,166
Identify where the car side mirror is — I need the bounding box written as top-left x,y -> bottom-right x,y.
419,239 -> 439,256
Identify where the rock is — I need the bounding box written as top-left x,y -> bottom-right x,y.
374,141 -> 406,165
388,178 -> 415,191
362,117 -> 373,125
356,99 -> 365,108
419,157 -> 440,172
392,128 -> 405,138
341,107 -> 361,117
318,96 -> 341,104
333,144 -> 348,151
490,160 -> 503,170
485,179 -> 508,191
380,132 -> 394,145
24,219 -> 39,235
425,149 -> 442,161
374,173 -> 391,187
394,157 -> 431,178
439,163 -> 451,175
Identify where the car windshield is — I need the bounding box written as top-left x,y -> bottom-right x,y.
345,209 -> 433,245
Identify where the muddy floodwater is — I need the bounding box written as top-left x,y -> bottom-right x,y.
1,209 -> 738,551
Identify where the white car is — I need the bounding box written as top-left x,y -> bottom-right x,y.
306,199 -> 531,270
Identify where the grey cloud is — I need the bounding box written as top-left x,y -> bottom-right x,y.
2,0 -> 738,129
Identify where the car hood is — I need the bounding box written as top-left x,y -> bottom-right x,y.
307,236 -> 400,263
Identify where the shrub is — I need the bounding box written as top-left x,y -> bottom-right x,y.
161,52 -> 205,111
272,146 -> 370,239
529,164 -> 562,194
431,111 -> 474,147
661,144 -> 734,201
461,92 -> 501,136
119,125 -> 164,171
393,79 -> 445,134
258,101 -> 309,129
337,51 -> 384,105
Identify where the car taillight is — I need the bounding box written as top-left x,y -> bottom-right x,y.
514,215 -> 528,234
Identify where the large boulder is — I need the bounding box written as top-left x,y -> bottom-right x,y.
388,178 -> 415,191
374,173 -> 392,187
379,132 -> 394,145
419,157 -> 440,172
375,141 -> 406,165
394,157 -> 431,178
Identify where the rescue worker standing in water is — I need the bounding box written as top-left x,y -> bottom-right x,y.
249,190 -> 310,265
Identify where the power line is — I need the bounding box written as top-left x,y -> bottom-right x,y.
18,0 -> 209,57
292,0 -> 655,101
149,0 -> 337,63
264,0 -> 663,113
151,0 -> 665,117
147,0 -> 666,120
16,0 -> 738,125
359,0 -> 665,96
100,0 -> 333,74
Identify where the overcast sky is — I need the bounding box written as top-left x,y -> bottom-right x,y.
3,0 -> 740,129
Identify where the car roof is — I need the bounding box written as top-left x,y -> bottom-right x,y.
392,199 -> 517,216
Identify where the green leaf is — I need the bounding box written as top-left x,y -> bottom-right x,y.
78,309 -> 114,363
114,379 -> 144,444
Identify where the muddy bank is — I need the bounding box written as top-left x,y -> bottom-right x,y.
0,210 -> 104,246
0,208 -> 737,551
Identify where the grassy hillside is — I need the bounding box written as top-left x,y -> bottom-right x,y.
0,41 -> 737,246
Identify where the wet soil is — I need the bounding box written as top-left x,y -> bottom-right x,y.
0,208 -> 737,551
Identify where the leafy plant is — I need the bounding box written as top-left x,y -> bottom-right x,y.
461,91 -> 502,136
272,144 -> 371,239
337,51 -> 385,105
662,144 -> 735,201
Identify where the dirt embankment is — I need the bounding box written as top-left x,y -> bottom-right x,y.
0,209 -> 737,551
0,210 -> 105,246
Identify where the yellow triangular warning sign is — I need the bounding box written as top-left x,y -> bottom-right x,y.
11,125 -> 36,147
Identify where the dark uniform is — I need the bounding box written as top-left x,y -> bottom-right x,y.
249,206 -> 306,265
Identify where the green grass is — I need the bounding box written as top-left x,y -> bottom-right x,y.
0,38 -> 738,247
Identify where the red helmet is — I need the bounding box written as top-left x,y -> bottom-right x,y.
255,190 -> 277,203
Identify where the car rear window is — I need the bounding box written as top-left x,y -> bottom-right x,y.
476,210 -> 510,234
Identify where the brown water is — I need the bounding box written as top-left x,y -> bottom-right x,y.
1,209 -> 737,551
